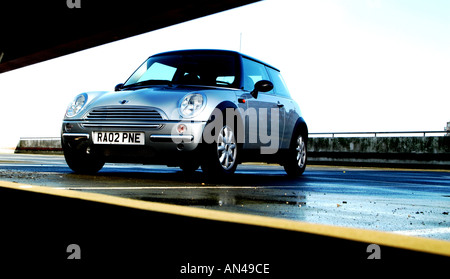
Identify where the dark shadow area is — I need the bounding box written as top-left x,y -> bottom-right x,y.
1,0 -> 259,73
0,185 -> 447,272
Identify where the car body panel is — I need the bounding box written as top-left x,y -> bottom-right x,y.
62,49 -> 307,171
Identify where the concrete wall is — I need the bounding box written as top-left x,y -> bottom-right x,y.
309,136 -> 450,169
15,137 -> 62,154
14,136 -> 450,169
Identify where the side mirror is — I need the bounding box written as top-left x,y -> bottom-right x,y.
251,80 -> 273,99
115,83 -> 124,91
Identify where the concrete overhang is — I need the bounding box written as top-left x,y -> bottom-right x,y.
0,0 -> 259,73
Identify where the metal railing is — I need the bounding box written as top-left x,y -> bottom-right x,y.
309,130 -> 448,138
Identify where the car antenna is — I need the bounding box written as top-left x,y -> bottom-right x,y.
239,32 -> 242,52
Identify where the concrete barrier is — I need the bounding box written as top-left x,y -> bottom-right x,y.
14,137 -> 62,154
309,136 -> 450,169
13,135 -> 450,169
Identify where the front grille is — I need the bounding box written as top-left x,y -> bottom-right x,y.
83,106 -> 165,129
86,106 -> 164,121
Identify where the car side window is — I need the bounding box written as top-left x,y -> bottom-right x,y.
266,67 -> 291,98
242,58 -> 273,94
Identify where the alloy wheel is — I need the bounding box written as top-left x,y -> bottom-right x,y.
296,135 -> 307,169
216,125 -> 237,170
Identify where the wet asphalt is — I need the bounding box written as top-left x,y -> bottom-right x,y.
0,153 -> 449,241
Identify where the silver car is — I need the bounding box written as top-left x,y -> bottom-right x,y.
61,49 -> 308,179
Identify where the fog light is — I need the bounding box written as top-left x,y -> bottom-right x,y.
177,124 -> 187,134
65,123 -> 73,132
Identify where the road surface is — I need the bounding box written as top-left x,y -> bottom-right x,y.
0,153 -> 449,241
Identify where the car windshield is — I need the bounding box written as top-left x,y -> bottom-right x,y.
123,53 -> 239,89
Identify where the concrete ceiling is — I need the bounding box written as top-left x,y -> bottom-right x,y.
0,0 -> 259,73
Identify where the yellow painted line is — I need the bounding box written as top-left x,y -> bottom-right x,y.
1,180 -> 450,257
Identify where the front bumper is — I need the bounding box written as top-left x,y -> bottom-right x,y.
61,120 -> 207,163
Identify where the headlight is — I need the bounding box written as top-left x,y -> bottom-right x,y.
66,93 -> 88,117
178,93 -> 206,118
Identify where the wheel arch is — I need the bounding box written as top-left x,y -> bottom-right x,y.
206,100 -> 245,144
200,100 -> 243,180
291,117 -> 308,144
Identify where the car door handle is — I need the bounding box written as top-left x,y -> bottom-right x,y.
277,101 -> 284,108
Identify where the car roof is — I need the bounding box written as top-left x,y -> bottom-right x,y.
151,49 -> 280,72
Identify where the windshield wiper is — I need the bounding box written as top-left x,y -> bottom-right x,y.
122,80 -> 173,89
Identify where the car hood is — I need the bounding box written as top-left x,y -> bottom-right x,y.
81,86 -> 235,121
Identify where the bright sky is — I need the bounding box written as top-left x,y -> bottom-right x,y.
1,0 -> 449,148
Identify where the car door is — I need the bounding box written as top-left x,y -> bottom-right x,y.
241,58 -> 284,154
266,67 -> 292,149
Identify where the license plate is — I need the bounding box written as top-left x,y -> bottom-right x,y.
93,132 -> 145,145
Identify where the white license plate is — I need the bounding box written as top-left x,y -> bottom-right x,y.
93,132 -> 145,145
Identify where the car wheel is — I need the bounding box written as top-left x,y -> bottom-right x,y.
63,141 -> 105,174
201,124 -> 239,180
283,132 -> 307,177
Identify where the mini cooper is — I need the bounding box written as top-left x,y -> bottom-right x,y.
61,49 -> 308,179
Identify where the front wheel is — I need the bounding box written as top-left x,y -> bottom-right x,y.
283,132 -> 307,177
63,141 -> 105,174
201,125 -> 239,180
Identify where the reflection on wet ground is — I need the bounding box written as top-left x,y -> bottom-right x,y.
1,155 -> 449,240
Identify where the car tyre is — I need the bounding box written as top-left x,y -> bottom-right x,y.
283,131 -> 307,177
63,141 -> 105,174
201,124 -> 239,181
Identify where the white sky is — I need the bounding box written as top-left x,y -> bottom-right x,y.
1,0 -> 449,148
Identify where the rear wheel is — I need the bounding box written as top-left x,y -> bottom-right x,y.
283,132 -> 307,177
